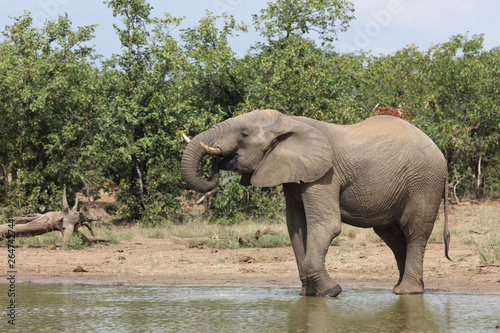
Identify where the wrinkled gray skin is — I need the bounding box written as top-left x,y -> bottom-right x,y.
181,109 -> 450,296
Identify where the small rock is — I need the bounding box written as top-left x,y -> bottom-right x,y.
238,255 -> 257,263
73,266 -> 87,273
47,244 -> 57,250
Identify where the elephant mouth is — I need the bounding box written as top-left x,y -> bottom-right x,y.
219,152 -> 240,172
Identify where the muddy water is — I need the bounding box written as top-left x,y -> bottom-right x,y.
3,284 -> 499,332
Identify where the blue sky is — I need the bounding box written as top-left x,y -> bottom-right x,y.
1,0 -> 499,58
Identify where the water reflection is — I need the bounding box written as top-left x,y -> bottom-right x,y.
4,284 -> 499,332
287,292 -> 440,332
390,295 -> 440,332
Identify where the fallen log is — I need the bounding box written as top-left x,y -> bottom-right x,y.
10,214 -> 42,224
0,188 -> 106,249
168,236 -> 211,248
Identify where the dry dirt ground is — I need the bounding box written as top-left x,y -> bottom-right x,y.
3,202 -> 500,294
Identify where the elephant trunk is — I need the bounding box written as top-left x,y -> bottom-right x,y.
181,127 -> 223,194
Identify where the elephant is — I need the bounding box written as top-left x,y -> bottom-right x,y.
181,109 -> 450,296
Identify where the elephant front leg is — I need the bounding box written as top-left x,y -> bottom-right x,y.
284,184 -> 316,296
302,221 -> 342,297
286,206 -> 316,296
301,178 -> 343,297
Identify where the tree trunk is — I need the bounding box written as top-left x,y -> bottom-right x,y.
0,164 -> 7,186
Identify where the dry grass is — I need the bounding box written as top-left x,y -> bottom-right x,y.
7,201 -> 499,264
448,202 -> 500,265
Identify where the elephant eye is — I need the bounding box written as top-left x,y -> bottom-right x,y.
241,132 -> 248,138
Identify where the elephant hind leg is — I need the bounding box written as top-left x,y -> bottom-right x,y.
373,224 -> 407,288
392,199 -> 438,295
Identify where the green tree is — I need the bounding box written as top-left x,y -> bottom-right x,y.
180,11 -> 248,120
423,35 -> 500,198
358,34 -> 500,198
90,0 -> 188,222
253,0 -> 354,44
2,0 -> 496,223
0,12 -> 98,213
234,0 -> 358,120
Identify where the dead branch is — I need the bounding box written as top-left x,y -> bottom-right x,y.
196,188 -> 219,204
0,188 -> 106,249
171,228 -> 280,248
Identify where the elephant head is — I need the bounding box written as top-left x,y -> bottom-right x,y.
181,109 -> 335,193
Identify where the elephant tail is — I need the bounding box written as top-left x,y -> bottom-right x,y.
443,182 -> 452,261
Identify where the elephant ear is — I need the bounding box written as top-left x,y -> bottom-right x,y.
250,118 -> 334,187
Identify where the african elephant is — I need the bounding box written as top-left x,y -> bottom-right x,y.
181,109 -> 450,296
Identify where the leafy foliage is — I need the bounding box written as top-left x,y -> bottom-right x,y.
0,12 -> 98,213
253,0 -> 354,44
360,35 -> 500,198
88,0 -> 189,223
1,1 -> 499,224
210,173 -> 284,222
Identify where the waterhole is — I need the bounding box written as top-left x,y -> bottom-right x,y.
3,284 -> 499,332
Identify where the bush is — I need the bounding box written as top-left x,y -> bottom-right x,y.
210,175 -> 285,223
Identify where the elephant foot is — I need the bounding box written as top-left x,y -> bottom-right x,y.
316,284 -> 342,297
393,281 -> 424,295
299,280 -> 316,296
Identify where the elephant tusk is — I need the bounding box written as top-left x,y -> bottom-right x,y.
200,142 -> 222,156
182,133 -> 191,144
